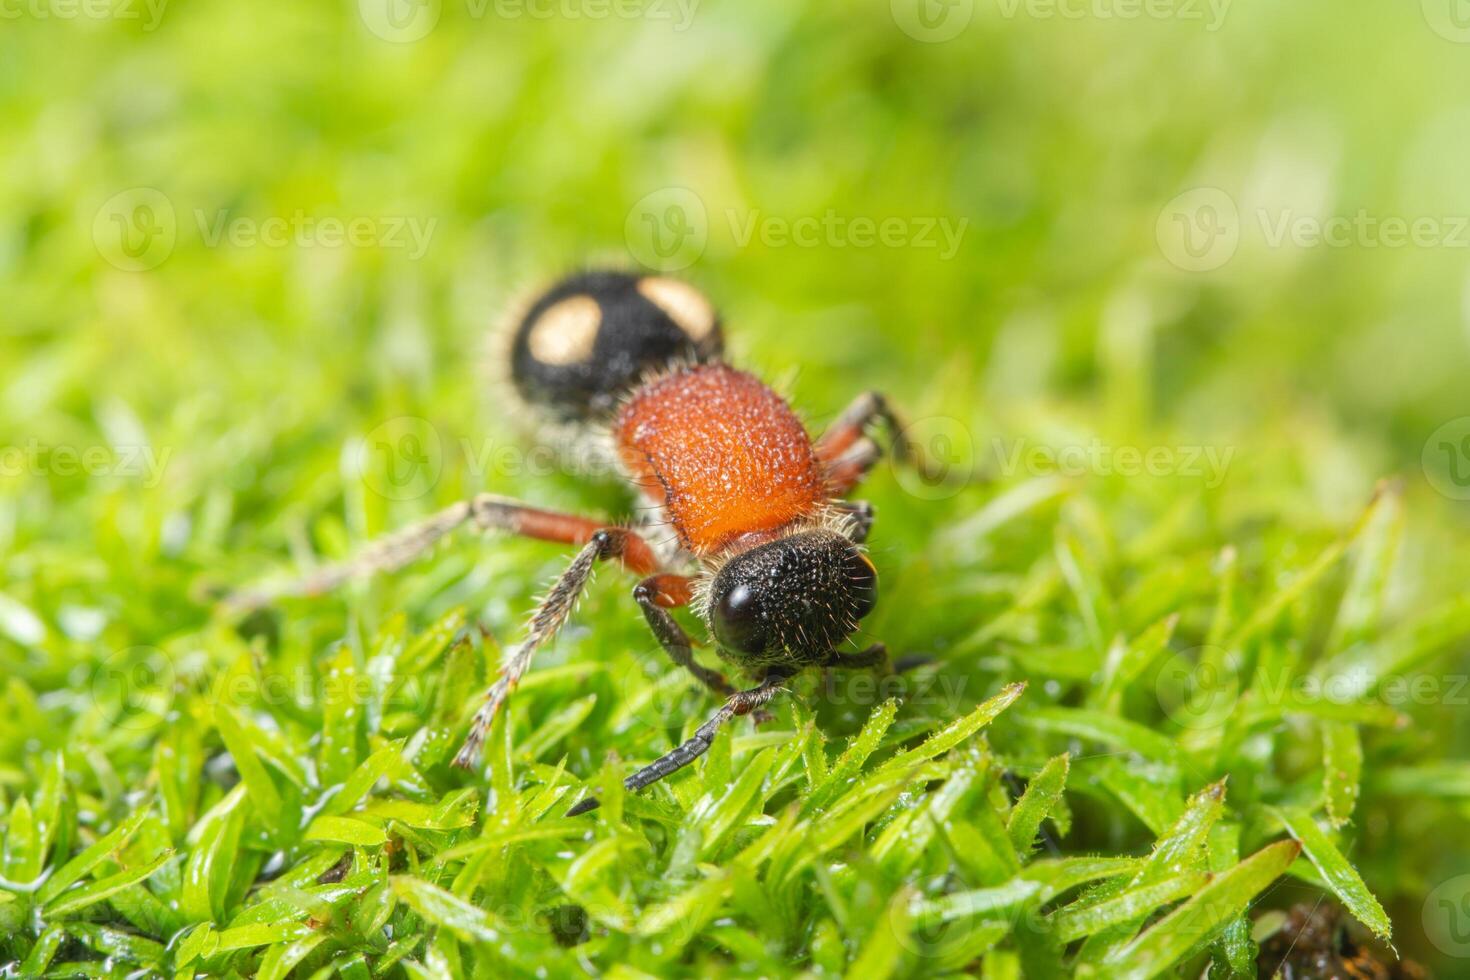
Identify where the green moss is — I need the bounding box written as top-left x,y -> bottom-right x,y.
4,0 -> 1470,975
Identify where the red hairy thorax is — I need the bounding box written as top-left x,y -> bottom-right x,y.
614,363 -> 828,556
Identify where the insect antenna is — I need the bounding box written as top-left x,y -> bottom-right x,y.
567,670 -> 791,815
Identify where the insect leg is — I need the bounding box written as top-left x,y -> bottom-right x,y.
821,641 -> 888,670
831,499 -> 876,543
815,390 -> 963,493
823,439 -> 882,497
567,670 -> 791,816
226,494 -> 657,609
633,574 -> 734,697
454,527 -> 649,770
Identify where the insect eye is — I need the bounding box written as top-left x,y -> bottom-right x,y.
712,580 -> 770,656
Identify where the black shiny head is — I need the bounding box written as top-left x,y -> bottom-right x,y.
510,270 -> 724,422
708,530 -> 878,666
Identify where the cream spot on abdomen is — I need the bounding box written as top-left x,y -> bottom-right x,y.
527,295 -> 602,365
637,277 -> 717,341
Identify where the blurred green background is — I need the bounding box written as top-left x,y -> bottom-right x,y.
6,0 -> 1470,525
4,0 -> 1470,973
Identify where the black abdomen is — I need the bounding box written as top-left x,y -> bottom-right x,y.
510,270 -> 724,423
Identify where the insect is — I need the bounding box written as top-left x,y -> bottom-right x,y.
232,269 -> 946,813
1256,902 -> 1426,980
